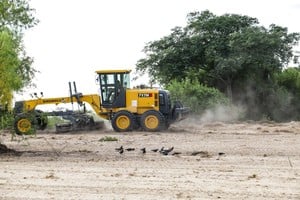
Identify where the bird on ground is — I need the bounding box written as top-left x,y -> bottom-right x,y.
172,152 -> 182,156
167,146 -> 174,152
160,147 -> 174,155
125,148 -> 135,151
216,152 -> 225,160
115,146 -> 124,154
115,146 -> 123,151
151,149 -> 159,152
159,147 -> 164,153
140,148 -> 146,154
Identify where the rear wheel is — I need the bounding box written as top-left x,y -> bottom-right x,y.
111,110 -> 135,132
14,113 -> 36,135
140,110 -> 165,132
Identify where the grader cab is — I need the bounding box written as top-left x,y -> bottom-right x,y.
14,69 -> 188,135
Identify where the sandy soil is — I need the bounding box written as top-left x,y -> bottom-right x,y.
0,119 -> 299,200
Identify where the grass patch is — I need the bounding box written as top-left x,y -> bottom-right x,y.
99,136 -> 118,142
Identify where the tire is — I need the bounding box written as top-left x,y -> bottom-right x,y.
111,110 -> 135,132
140,110 -> 165,132
14,113 -> 36,135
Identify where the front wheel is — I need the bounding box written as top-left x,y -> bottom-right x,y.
14,113 -> 36,135
140,110 -> 165,132
111,110 -> 135,132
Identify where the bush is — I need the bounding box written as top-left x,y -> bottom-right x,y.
0,112 -> 14,130
167,79 -> 229,114
275,68 -> 300,93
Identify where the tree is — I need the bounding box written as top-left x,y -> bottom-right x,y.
0,29 -> 21,105
136,11 -> 260,89
0,0 -> 38,107
136,10 -> 300,120
0,0 -> 38,31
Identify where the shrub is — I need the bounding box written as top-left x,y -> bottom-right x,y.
0,112 -> 14,130
167,79 -> 229,114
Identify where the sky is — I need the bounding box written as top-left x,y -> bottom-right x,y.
18,0 -> 300,101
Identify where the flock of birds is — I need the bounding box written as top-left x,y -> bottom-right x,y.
115,145 -> 226,158
115,146 -> 179,156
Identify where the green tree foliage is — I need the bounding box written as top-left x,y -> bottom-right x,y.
0,29 -> 22,105
167,79 -> 228,113
0,0 -> 38,31
136,10 -> 300,120
270,68 -> 300,121
0,0 -> 38,108
276,67 -> 300,93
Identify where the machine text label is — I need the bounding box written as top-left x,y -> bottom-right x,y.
138,93 -> 152,98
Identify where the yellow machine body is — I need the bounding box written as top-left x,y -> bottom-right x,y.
14,70 -> 188,134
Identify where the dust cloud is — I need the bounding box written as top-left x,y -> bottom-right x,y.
198,104 -> 244,123
174,104 -> 245,130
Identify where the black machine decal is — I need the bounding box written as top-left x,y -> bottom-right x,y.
138,93 -> 153,98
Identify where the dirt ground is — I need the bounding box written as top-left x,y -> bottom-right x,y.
0,119 -> 299,200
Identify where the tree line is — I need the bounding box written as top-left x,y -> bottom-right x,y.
136,10 -> 300,121
1,2 -> 300,123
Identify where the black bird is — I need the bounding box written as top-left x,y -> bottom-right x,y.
115,146 -> 123,151
216,152 -> 225,160
151,149 -> 159,152
167,146 -> 174,152
159,147 -> 164,153
126,148 -> 135,151
172,152 -> 181,156
140,148 -> 146,154
160,147 -> 174,155
115,146 -> 124,154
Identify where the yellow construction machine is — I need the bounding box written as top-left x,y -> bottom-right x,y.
13,69 -> 188,135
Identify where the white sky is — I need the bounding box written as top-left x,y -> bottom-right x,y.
18,0 -> 300,100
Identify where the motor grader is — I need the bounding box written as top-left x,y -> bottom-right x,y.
13,69 -> 188,135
